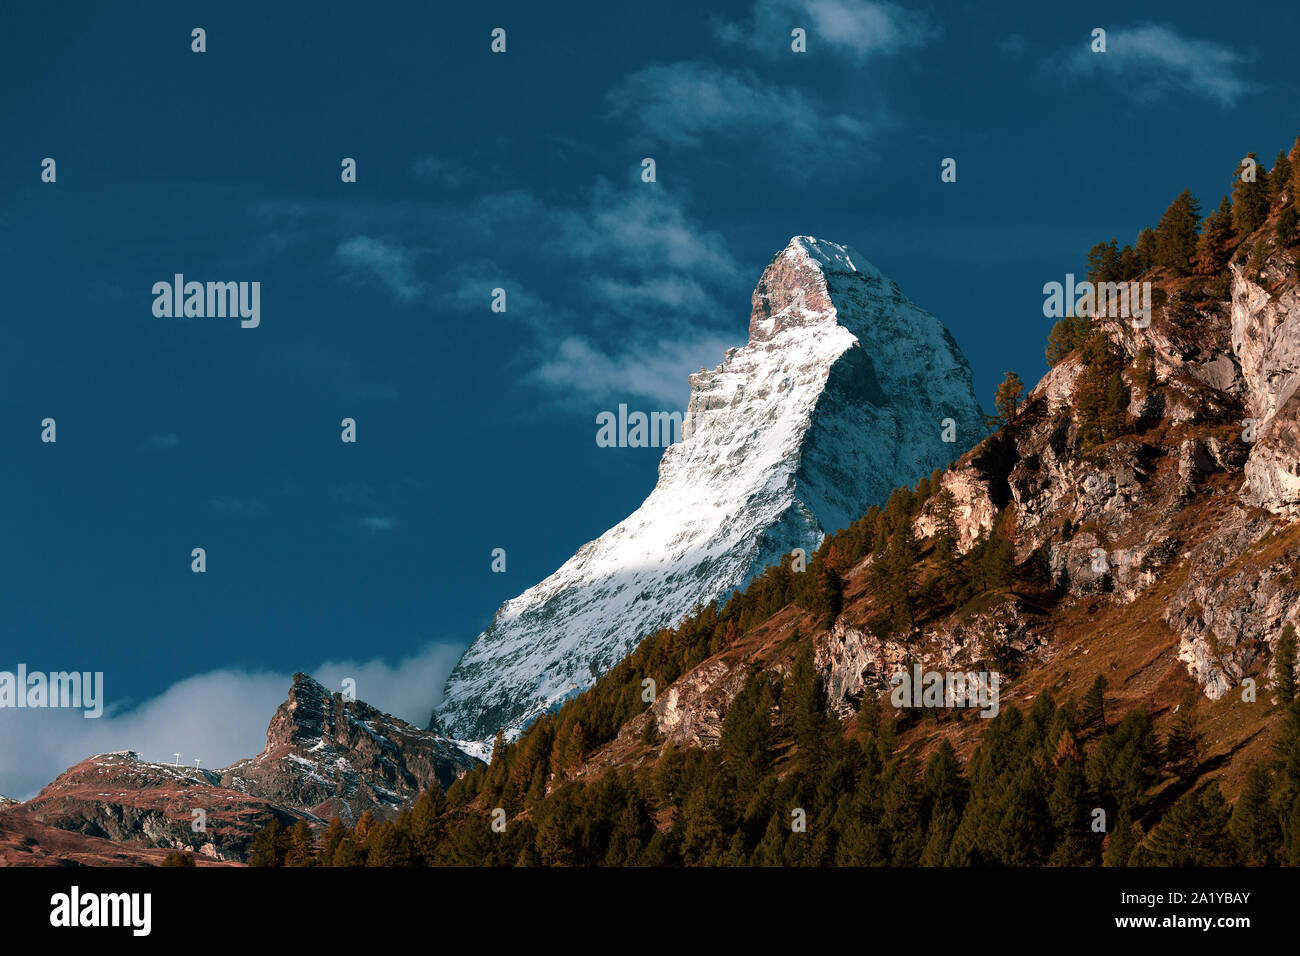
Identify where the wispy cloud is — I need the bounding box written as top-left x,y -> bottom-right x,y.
1058,24 -> 1249,106
321,178 -> 745,409
533,333 -> 735,407
410,154 -> 474,188
334,235 -> 427,302
716,0 -> 934,60
358,516 -> 399,532
607,60 -> 881,173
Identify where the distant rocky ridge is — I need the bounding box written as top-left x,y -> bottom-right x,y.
434,236 -> 986,746
0,674 -> 479,863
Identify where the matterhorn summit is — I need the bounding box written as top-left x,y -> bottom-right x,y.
433,237 -> 985,746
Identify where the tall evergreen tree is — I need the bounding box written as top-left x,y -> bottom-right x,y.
1154,190 -> 1201,274
1269,149 -> 1292,203
1275,623 -> 1297,706
1080,675 -> 1108,737
1046,314 -> 1092,367
1135,228 -> 1158,272
1230,764 -> 1279,866
1232,153 -> 1270,236
1194,196 -> 1234,273
1133,784 -> 1236,866
1164,689 -> 1202,782
994,371 -> 1025,425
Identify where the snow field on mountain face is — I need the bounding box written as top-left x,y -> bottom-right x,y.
435,237 -> 985,745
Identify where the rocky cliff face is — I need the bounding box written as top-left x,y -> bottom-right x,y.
221,673 -> 478,825
2,674 -> 480,862
910,245 -> 1300,703
434,236 -> 985,746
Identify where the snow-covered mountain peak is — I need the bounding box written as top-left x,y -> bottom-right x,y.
433,237 -> 985,746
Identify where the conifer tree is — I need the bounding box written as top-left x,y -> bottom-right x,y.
1195,196 -> 1234,273
1102,810 -> 1141,867
1230,764 -> 1279,866
1048,758 -> 1097,865
1080,675 -> 1108,737
1274,623 -> 1297,706
1164,688 -> 1202,782
365,821 -> 414,867
248,819 -> 286,867
1085,239 -> 1121,284
1270,149 -> 1291,203
1154,190 -> 1201,274
931,489 -> 960,586
994,371 -> 1024,425
1100,369 -> 1128,441
1232,153 -> 1270,236
1135,228 -> 1158,271
284,818 -> 317,867
1133,784 -> 1236,865
786,644 -> 832,770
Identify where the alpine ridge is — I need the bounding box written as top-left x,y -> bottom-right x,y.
433,236 -> 986,747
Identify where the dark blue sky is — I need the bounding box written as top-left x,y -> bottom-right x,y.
2,0 -> 1298,790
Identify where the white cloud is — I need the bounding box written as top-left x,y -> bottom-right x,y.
410,154 -> 473,187
717,0 -> 934,60
0,642 -> 464,801
1059,24 -> 1249,106
334,235 -> 427,302
607,61 -> 880,173
532,333 -> 735,408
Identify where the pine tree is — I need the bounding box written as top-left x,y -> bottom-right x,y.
1133,784 -> 1236,865
1195,196 -> 1234,273
812,562 -> 845,628
248,819 -> 286,867
1046,314 -> 1091,367
1274,623 -> 1297,706
1232,153 -> 1270,236
858,690 -> 882,740
1085,239 -> 1121,284
365,821 -> 414,866
1270,149 -> 1292,202
994,371 -> 1024,425
1048,758 -> 1098,865
786,644 -> 832,770
1080,676 -> 1108,737
284,818 -> 317,867
1135,228 -> 1158,272
330,833 -> 363,866
1230,764 -> 1279,866
1102,810 -> 1141,867
1154,190 -> 1201,274
318,817 -> 347,867
931,489 -> 960,586
1100,369 -> 1128,441
1164,689 -> 1202,782
1278,206 -> 1299,246
721,669 -> 774,788
408,788 -> 447,865
1118,244 -> 1140,279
